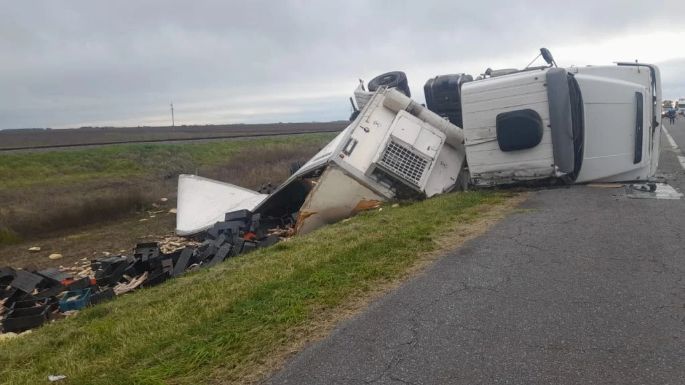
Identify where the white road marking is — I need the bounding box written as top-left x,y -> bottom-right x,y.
663,126 -> 679,150
662,126 -> 685,170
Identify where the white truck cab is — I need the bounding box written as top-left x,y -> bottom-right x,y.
461,60 -> 661,185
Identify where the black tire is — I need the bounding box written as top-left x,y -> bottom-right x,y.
368,71 -> 411,97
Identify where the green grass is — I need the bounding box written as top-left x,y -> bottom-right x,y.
0,133 -> 334,189
0,191 -> 510,385
0,228 -> 21,245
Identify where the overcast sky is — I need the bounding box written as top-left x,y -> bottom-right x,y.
1,0 -> 684,129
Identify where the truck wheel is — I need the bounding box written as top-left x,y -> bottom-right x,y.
368,71 -> 411,97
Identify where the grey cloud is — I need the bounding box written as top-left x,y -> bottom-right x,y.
1,0 -> 684,129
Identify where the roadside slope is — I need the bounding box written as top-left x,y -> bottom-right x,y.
266,133 -> 685,385
0,191 -> 521,385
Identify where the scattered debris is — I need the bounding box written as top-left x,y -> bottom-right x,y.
48,375 -> 67,382
113,272 -> 148,296
0,329 -> 30,343
0,209 -> 283,335
588,183 -> 624,189
28,247 -> 41,252
625,182 -> 683,199
160,197 -> 168,202
0,332 -> 18,342
48,253 -> 63,260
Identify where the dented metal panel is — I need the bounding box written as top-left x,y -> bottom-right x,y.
295,165 -> 385,234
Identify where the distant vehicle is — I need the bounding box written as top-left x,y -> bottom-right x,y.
677,98 -> 685,116
663,100 -> 675,118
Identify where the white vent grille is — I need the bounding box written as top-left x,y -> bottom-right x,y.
378,140 -> 429,186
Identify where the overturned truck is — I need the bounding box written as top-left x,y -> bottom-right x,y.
177,49 -> 662,237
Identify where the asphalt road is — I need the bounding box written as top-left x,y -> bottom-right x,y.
267,120 -> 685,384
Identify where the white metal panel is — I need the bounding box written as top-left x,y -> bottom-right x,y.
390,113 -> 421,145
461,81 -> 548,104
463,101 -> 550,131
414,127 -> 443,159
573,72 -> 651,182
175,174 -> 267,235
569,65 -> 651,89
296,166 -> 385,234
423,144 -> 465,196
462,92 -> 549,114
461,69 -> 555,184
375,110 -> 447,189
338,93 -> 398,174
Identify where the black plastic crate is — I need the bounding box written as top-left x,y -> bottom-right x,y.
258,235 -> 280,248
172,247 -> 194,277
35,284 -> 66,299
90,288 -> 115,305
133,242 -> 160,262
241,241 -> 258,255
224,209 -> 252,223
0,267 -> 15,286
143,271 -> 169,287
10,298 -> 49,310
230,238 -> 245,257
10,270 -> 45,293
0,287 -> 17,301
204,244 -> 232,268
95,260 -> 131,287
36,268 -> 71,285
67,277 -> 93,290
2,305 -> 50,333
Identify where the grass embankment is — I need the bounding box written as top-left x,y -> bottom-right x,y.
0,134 -> 333,245
0,190 -> 518,385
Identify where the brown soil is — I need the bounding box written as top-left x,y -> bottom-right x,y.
0,207 -> 177,270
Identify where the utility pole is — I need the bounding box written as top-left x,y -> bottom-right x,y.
170,102 -> 175,127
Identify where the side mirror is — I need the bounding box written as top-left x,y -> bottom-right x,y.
540,48 -> 556,67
